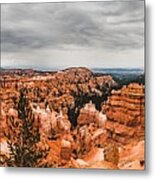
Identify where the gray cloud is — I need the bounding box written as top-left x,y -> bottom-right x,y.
1,1 -> 144,68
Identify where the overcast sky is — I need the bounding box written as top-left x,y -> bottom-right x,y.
1,1 -> 144,69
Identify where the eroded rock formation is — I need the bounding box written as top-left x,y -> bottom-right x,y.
101,83 -> 145,169
0,68 -> 144,169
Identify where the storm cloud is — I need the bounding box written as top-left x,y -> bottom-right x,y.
1,1 -> 144,69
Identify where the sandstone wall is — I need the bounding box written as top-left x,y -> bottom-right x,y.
102,83 -> 144,145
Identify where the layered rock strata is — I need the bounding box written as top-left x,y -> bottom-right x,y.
0,68 -> 145,169
101,83 -> 145,169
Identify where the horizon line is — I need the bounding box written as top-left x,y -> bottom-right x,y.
1,65 -> 144,70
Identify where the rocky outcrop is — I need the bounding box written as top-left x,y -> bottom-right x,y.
48,94 -> 75,113
102,83 -> 145,145
77,101 -> 107,126
101,83 -> 145,170
72,101 -> 119,168
23,100 -> 71,141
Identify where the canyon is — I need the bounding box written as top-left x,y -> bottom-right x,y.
0,67 -> 145,169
